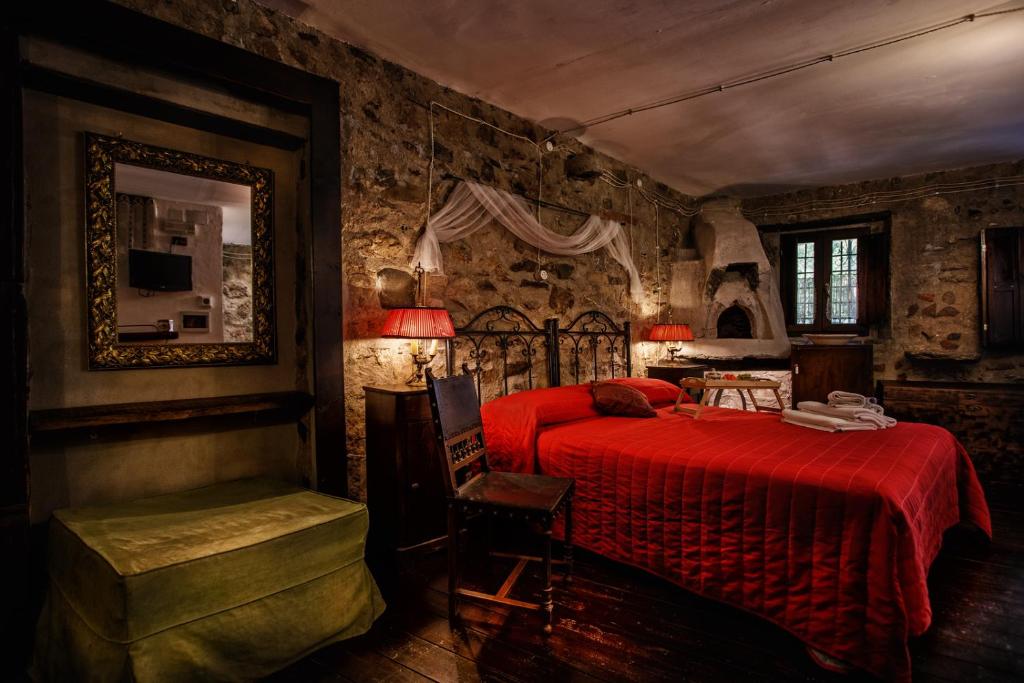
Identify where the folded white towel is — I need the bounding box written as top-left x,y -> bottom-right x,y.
852,410 -> 897,429
827,391 -> 883,414
781,408 -> 878,432
797,401 -> 897,428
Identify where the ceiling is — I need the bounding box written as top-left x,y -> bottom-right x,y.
260,0 -> 1024,197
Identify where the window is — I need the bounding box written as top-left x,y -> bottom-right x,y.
795,242 -> 815,325
771,215 -> 890,334
829,237 -> 858,324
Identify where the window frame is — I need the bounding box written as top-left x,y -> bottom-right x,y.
760,212 -> 891,336
782,226 -> 870,334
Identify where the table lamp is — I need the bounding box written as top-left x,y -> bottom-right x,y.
648,322 -> 694,362
382,306 -> 455,385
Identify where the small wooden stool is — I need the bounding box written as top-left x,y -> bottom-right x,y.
675,377 -> 784,419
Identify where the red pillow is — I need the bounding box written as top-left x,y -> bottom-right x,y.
591,381 -> 657,417
602,377 -> 691,406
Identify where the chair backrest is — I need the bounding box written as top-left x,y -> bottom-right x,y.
425,370 -> 490,497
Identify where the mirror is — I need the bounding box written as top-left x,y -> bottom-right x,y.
115,165 -> 253,344
85,133 -> 276,369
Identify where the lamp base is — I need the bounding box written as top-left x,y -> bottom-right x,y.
665,346 -> 688,363
405,352 -> 436,386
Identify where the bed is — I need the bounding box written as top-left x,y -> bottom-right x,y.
448,308 -> 992,681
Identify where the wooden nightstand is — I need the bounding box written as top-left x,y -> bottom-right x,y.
646,362 -> 711,383
364,385 -> 447,571
647,363 -> 710,399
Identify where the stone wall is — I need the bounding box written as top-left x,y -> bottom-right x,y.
743,160 -> 1024,386
114,0 -> 697,499
222,244 -> 253,342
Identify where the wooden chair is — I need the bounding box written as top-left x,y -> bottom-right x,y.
425,370 -> 574,634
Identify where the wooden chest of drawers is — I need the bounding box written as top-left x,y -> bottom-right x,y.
790,344 -> 873,405
879,380 -> 1024,483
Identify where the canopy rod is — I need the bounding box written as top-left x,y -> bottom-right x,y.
439,172 -> 590,219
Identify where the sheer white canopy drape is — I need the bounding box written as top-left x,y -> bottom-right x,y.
412,181 -> 642,303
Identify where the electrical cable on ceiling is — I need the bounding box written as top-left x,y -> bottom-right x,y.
744,174 -> 1024,219
544,5 -> 1024,141
598,169 -> 701,216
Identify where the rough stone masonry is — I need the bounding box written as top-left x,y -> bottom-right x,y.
744,160 -> 1024,386
116,0 -> 1024,495
114,0 -> 696,499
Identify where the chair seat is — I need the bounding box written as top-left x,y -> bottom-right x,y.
456,471 -> 573,514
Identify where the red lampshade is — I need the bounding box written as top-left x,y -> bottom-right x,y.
381,307 -> 455,339
648,323 -> 694,342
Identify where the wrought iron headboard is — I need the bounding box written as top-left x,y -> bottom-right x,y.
557,310 -> 632,385
444,306 -> 558,402
445,306 -> 631,403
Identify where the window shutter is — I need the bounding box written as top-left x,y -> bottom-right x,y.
861,231 -> 889,326
984,227 -> 1023,348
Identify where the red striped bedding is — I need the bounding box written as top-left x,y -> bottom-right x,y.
480,379 -> 991,681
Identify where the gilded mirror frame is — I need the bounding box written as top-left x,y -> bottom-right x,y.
84,132 -> 276,369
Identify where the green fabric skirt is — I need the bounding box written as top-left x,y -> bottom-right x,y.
32,478 -> 385,681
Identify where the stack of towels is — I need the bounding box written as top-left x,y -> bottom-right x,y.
782,391 -> 898,432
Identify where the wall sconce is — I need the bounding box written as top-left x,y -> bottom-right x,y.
648,323 -> 694,362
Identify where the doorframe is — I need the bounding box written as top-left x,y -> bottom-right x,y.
6,0 -> 347,497
2,4 -> 347,664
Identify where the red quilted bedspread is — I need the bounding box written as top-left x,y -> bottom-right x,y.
481,380 -> 991,681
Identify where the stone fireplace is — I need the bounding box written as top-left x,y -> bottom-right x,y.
668,197 -> 789,360
717,305 -> 753,339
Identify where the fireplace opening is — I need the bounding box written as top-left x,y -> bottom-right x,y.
717,305 -> 753,339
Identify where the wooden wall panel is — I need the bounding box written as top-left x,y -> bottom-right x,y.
880,380 -> 1024,484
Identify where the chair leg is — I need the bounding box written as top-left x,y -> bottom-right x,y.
542,522 -> 553,635
564,499 -> 574,583
447,503 -> 459,625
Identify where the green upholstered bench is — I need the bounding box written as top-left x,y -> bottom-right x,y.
32,478 -> 385,681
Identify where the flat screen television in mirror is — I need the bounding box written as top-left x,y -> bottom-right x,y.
128,249 -> 193,292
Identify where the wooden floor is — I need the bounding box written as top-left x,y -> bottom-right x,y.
271,482 -> 1024,682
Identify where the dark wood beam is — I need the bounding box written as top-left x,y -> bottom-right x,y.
29,391 -> 314,433
21,64 -> 307,151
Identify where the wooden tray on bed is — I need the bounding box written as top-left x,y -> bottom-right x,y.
675,377 -> 784,419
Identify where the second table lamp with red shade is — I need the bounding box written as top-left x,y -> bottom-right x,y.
648,322 -> 694,362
